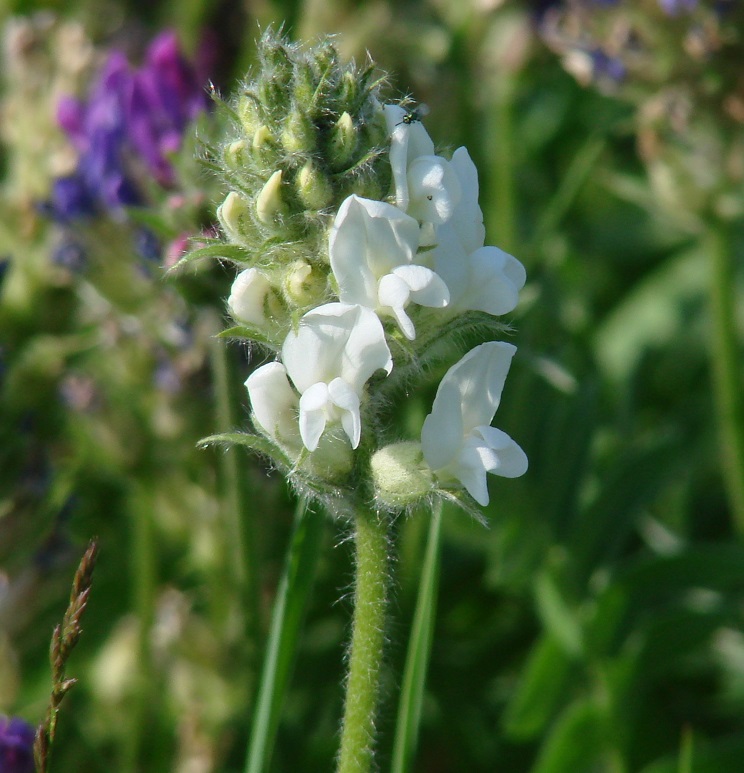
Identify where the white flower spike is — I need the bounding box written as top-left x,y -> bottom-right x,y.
421,342 -> 528,506
329,195 -> 449,339
282,303 -> 393,451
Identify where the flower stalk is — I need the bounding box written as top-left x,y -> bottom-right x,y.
337,509 -> 391,773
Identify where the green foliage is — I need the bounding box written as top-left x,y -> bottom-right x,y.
2,1 -> 744,772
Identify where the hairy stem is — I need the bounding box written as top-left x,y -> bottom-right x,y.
337,508 -> 391,773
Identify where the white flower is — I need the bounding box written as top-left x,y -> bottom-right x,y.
245,361 -> 302,450
228,268 -> 274,328
429,147 -> 526,316
282,303 -> 393,451
421,342 -> 527,506
329,195 -> 449,340
383,105 -> 461,226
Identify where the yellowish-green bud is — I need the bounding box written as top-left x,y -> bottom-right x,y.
238,94 -> 260,136
329,112 -> 357,171
297,160 -> 333,210
256,170 -> 285,224
253,125 -> 273,148
371,441 -> 434,508
282,259 -> 327,307
225,139 -> 249,168
282,109 -> 316,154
339,71 -> 358,111
217,191 -> 251,243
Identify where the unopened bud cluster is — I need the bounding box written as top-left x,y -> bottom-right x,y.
201,32 -> 527,513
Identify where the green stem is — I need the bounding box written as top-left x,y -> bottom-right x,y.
245,497 -> 324,773
391,502 -> 443,773
707,219 -> 744,532
210,332 -> 260,643
337,509 -> 391,773
124,485 -> 157,772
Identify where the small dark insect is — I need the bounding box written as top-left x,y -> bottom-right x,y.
398,104 -> 430,126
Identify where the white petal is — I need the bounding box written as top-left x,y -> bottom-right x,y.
450,147 -> 485,253
456,247 -> 526,316
336,305 -> 393,392
328,377 -> 362,448
228,268 -> 272,327
377,273 -> 416,340
406,156 -> 461,224
421,377 -> 464,472
330,195 -> 419,307
474,426 -> 529,478
245,362 -> 300,446
391,265 -> 450,308
298,382 -> 331,451
450,441 -> 491,506
283,303 -> 392,398
383,104 -> 436,212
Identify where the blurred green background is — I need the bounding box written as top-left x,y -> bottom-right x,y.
2,0 -> 744,771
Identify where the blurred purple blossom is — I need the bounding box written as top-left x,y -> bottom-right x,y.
0,716 -> 35,773
49,31 -> 210,220
658,0 -> 698,13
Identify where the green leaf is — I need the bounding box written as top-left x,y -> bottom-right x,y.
534,564 -> 583,658
502,634 -> 576,740
245,499 -> 326,773
391,502 -> 442,773
530,698 -> 604,773
640,733 -> 744,773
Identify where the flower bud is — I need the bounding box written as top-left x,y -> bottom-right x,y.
282,259 -> 327,307
237,94 -> 260,136
228,268 -> 283,328
217,191 -> 251,243
293,61 -> 316,107
339,71 -> 359,112
282,109 -> 316,155
224,139 -> 248,169
329,112 -> 357,171
371,441 -> 433,507
255,170 -> 285,224
297,160 -> 333,210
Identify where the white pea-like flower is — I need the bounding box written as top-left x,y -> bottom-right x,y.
329,195 -> 449,340
429,147 -> 526,316
228,268 -> 274,328
282,303 -> 393,451
421,342 -> 528,506
383,105 -> 461,228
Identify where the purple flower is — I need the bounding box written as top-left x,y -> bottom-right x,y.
50,31 -> 209,218
658,0 -> 697,13
0,716 -> 35,773
590,48 -> 626,83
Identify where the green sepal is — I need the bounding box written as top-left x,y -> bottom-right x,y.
198,431 -> 292,468
216,326 -> 280,348
169,241 -> 254,272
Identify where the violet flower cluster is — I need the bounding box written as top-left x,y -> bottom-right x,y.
49,31 -> 209,222
0,716 -> 35,773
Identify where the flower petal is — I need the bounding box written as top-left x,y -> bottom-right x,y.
245,362 -> 300,446
328,377 -> 362,448
406,156 -> 461,224
298,381 -> 331,451
474,426 -> 529,478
